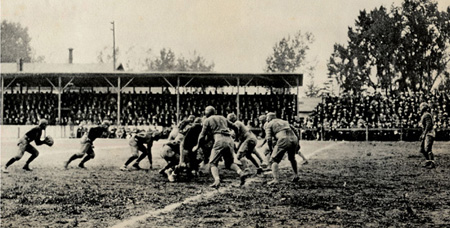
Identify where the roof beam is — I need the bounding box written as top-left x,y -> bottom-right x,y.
46,78 -> 57,90
162,76 -> 174,88
184,77 -> 194,87
244,77 -> 254,87
281,77 -> 292,87
223,78 -> 232,86
62,77 -> 75,90
103,77 -> 116,88
5,77 -> 17,89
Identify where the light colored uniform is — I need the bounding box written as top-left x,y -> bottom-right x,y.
234,121 -> 258,160
265,119 -> 298,163
420,112 -> 435,154
198,115 -> 237,168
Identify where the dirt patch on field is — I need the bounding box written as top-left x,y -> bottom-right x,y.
1,141 -> 449,227
133,142 -> 450,227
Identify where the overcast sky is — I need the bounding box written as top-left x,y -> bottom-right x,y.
2,0 -> 450,84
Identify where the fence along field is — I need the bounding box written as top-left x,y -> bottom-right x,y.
1,138 -> 449,227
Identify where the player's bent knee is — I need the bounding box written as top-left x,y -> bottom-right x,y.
245,153 -> 255,160
270,158 -> 281,164
31,150 -> 40,157
75,152 -> 85,157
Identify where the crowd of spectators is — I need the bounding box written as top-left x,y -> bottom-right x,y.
3,90 -> 295,129
3,92 -> 57,126
4,90 -> 449,141
305,91 -> 450,141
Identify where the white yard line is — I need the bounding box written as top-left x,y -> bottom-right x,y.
303,141 -> 345,159
110,141 -> 344,228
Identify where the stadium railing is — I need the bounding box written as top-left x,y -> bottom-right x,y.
296,127 -> 450,141
2,125 -> 449,141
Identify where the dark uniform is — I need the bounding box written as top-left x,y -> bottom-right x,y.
3,119 -> 49,172
16,127 -> 45,160
182,123 -> 203,171
159,122 -> 204,180
3,127 -> 45,172
65,124 -> 109,169
78,126 -> 107,157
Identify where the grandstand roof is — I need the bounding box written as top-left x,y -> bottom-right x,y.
1,70 -> 303,88
1,63 -> 114,74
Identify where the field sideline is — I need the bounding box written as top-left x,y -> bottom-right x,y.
1,138 -> 450,227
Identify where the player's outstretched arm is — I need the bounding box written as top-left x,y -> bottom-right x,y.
290,124 -> 300,139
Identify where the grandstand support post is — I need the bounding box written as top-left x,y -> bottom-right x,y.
365,125 -> 369,141
400,125 -> 403,141
236,76 -> 240,120
0,74 -> 3,125
117,77 -> 121,126
176,76 -> 180,126
58,76 -> 62,125
296,76 -> 299,117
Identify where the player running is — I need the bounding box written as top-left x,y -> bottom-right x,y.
264,113 -> 300,185
227,113 -> 264,174
120,129 -> 161,171
193,106 -> 250,188
2,119 -> 53,173
419,102 -> 436,169
64,120 -> 110,169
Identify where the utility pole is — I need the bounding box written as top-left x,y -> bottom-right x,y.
111,21 -> 116,70
111,21 -> 120,126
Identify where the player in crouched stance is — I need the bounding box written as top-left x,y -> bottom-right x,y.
193,106 -> 250,188
2,119 -> 53,173
120,129 -> 161,171
265,113 -> 300,185
419,102 -> 436,169
64,120 -> 110,169
227,113 -> 264,175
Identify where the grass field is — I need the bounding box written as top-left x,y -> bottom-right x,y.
1,138 -> 449,227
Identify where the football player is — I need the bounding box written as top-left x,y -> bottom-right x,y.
192,106 -> 250,188
419,102 -> 436,169
64,120 -> 110,169
2,119 -> 52,172
227,113 -> 264,174
120,129 -> 161,171
265,113 -> 300,185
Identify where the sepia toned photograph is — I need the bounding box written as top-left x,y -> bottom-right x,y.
1,0 -> 450,227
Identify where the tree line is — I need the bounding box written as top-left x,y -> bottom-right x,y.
2,0 -> 449,94
327,0 -> 450,94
